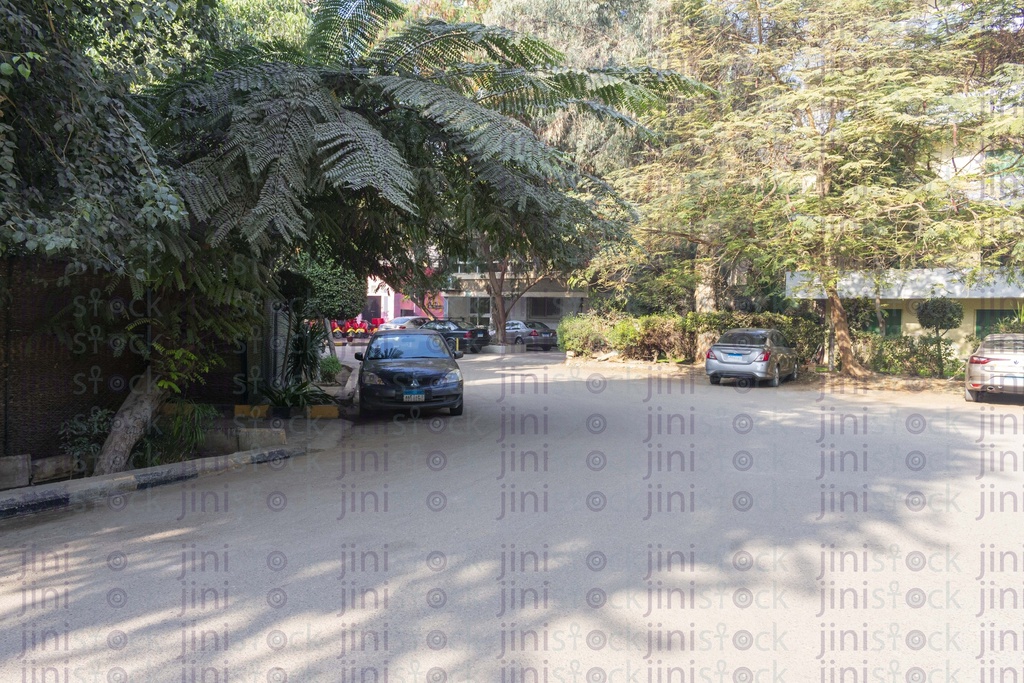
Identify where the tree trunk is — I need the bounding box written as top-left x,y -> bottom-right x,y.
93,370 -> 169,475
323,317 -> 339,361
280,309 -> 291,385
694,246 -> 718,360
874,291 -> 885,335
826,287 -> 872,378
491,294 -> 508,344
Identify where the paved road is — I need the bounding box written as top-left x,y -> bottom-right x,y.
0,353 -> 1016,681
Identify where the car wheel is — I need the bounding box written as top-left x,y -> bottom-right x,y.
542,346 -> 552,351
769,365 -> 780,387
514,337 -> 525,346
709,375 -> 721,385
445,337 -> 457,352
333,330 -> 343,339
965,388 -> 980,402
790,363 -> 799,381
449,398 -> 464,416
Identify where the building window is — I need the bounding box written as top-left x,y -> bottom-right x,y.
527,297 -> 562,318
468,297 -> 490,327
976,309 -> 1017,337
865,309 -> 902,337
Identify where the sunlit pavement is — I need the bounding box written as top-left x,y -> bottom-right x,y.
0,353 -> 1013,681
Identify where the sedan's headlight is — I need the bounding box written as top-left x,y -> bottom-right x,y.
362,372 -> 385,386
440,370 -> 462,385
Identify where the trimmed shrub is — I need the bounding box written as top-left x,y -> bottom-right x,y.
608,319 -> 641,355
558,314 -> 611,355
634,315 -> 689,360
560,311 -> 824,363
320,356 -> 343,383
916,297 -> 964,376
854,332 -> 961,378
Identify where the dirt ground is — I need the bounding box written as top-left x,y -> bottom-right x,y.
565,356 -> 967,396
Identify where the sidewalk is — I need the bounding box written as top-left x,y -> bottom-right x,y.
0,419 -> 353,520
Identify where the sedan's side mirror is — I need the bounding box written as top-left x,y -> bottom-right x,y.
354,352 -> 364,361
453,351 -> 464,359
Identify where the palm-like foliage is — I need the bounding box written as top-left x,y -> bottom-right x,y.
152,0 -> 707,283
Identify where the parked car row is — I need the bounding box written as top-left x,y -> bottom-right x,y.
354,326 -> 1024,423
352,321 -> 559,420
422,319 -> 490,353
703,327 -> 1024,402
340,316 -> 559,351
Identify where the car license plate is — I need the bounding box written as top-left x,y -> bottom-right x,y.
403,390 -> 425,402
728,353 -> 742,359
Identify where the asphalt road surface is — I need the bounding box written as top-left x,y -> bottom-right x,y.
1,353 -> 1017,682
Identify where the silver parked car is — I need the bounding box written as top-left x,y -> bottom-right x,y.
705,328 -> 799,387
965,333 -> 1024,402
495,320 -> 558,350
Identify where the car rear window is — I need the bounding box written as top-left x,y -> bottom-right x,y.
981,340 -> 1024,353
717,331 -> 767,345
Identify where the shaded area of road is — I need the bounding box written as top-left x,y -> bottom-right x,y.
0,353 -> 1014,681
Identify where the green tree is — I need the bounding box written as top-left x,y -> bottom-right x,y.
291,248 -> 367,359
916,297 -> 964,377
3,0 -> 693,474
620,0 -> 1024,376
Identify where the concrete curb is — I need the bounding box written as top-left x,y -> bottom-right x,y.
0,445 -> 305,520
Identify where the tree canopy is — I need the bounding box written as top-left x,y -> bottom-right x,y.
1,0 -> 696,473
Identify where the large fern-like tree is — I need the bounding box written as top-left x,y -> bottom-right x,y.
150,0 -> 704,347
3,0 -> 700,474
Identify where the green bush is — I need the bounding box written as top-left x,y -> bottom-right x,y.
994,308 -> 1024,334
261,380 -> 335,407
59,407 -> 115,476
558,314 -> 612,355
916,298 -> 964,376
132,400 -> 220,469
286,318 -> 328,382
560,311 -> 824,362
634,315 -> 689,360
608,319 -> 641,355
320,356 -> 343,383
854,332 -> 961,378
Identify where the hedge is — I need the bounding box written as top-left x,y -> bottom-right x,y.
853,332 -> 963,378
558,312 -> 825,362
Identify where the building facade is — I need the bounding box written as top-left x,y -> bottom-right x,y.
363,277 -> 444,321
442,263 -> 587,328
786,269 -> 1024,354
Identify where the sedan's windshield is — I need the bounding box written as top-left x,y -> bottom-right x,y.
717,331 -> 767,346
366,335 -> 450,360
